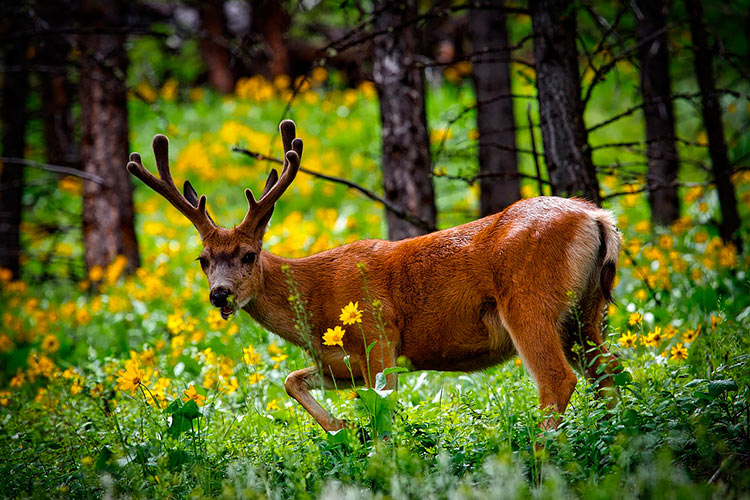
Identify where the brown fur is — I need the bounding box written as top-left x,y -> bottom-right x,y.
129,124 -> 624,432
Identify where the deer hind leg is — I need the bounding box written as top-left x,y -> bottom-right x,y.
285,366 -> 351,432
499,302 -> 578,430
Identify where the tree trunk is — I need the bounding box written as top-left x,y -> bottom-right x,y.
634,0 -> 680,225
372,0 -> 437,240
199,0 -> 235,93
0,26 -> 30,279
686,0 -> 741,249
470,0 -> 520,216
250,0 -> 291,78
531,0 -> 600,204
79,0 -> 140,273
37,15 -> 80,169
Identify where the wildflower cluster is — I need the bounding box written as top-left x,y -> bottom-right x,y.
322,301 -> 364,348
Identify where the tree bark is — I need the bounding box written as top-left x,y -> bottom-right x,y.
686,0 -> 741,249
250,0 -> 291,78
470,0 -> 520,216
79,0 -> 140,273
531,0 -> 600,204
634,0 -> 680,225
0,20 -> 30,279
372,0 -> 437,240
36,4 -> 80,170
199,0 -> 235,93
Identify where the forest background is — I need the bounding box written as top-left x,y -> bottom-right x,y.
0,0 -> 749,498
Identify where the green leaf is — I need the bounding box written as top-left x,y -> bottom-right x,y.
175,399 -> 201,420
167,414 -> 192,438
167,449 -> 192,471
707,379 -> 738,399
165,399 -> 182,415
613,370 -> 633,387
356,387 -> 394,437
95,446 -> 113,472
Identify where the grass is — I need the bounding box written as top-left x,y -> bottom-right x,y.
1,70 -> 749,498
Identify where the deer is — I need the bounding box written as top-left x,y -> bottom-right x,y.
126,119 -> 623,432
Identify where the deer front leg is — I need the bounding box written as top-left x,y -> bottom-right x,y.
284,366 -> 349,432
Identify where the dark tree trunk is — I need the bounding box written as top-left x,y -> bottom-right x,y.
634,0 -> 680,225
531,0 -> 600,204
372,0 -> 437,240
0,24 -> 30,279
470,0 -> 520,216
79,0 -> 140,273
686,0 -> 742,249
36,8 -> 80,169
250,0 -> 290,78
199,0 -> 235,93
40,73 -> 79,168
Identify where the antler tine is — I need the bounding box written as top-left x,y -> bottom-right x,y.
126,134 -> 216,239
238,121 -> 302,234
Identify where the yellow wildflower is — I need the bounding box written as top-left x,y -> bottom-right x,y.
71,381 -> 83,395
634,220 -> 651,234
682,327 -> 700,343
10,372 -> 25,388
711,315 -> 722,330
322,326 -> 346,347
266,399 -> 280,411
339,301 -> 362,325
718,245 -> 738,268
618,331 -> 638,348
182,384 -> 206,406
271,354 -> 288,369
41,334 -> 60,353
0,391 -> 10,406
219,377 -> 239,395
657,235 -> 673,249
0,333 -> 13,352
693,230 -> 709,244
628,311 -> 643,326
243,345 -> 261,365
634,289 -> 648,301
669,343 -> 688,361
642,327 -> 663,348
247,373 -> 265,385
116,360 -> 144,395
663,324 -> 678,339
267,341 -> 283,357
89,265 -> 104,282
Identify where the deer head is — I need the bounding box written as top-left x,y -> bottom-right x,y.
127,120 -> 303,319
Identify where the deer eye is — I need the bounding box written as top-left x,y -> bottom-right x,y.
197,257 -> 208,270
241,252 -> 256,265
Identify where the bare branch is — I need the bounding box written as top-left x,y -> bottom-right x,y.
0,157 -> 109,186
231,146 -> 437,233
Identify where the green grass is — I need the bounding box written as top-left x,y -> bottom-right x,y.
1,73 -> 749,498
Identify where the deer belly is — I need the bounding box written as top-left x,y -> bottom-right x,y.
402,315 -> 516,372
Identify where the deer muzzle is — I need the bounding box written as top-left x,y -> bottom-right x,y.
209,287 -> 235,319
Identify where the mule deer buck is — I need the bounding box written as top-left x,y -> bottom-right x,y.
127,120 -> 622,431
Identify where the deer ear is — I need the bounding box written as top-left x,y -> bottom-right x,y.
183,180 -> 217,226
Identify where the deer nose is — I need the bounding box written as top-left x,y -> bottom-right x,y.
209,287 -> 230,308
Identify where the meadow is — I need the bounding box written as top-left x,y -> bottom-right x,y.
1,69 -> 749,498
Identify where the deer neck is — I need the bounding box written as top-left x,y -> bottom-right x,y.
241,251 -> 315,346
